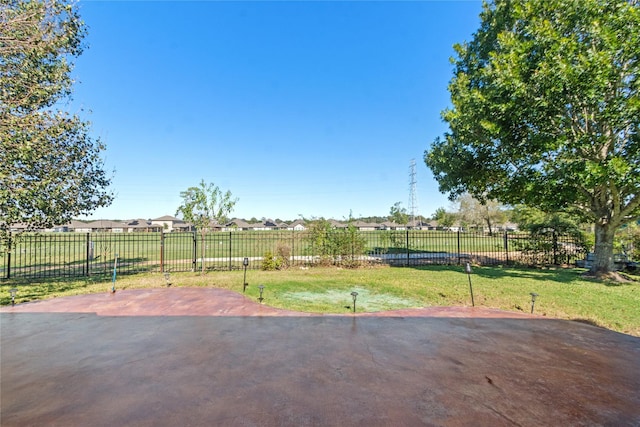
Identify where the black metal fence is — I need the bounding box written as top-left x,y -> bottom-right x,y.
1,230 -> 587,280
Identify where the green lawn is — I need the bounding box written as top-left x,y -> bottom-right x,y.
2,265 -> 638,336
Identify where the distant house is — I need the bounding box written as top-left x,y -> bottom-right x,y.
352,221 -> 380,231
249,219 -> 279,231
223,219 -> 252,231
379,222 -> 406,231
151,215 -> 193,232
421,221 -> 438,230
328,220 -> 347,229
501,222 -> 519,232
83,220 -> 127,233
125,219 -> 163,232
7,223 -> 33,232
287,220 -> 307,231
69,220 -> 92,233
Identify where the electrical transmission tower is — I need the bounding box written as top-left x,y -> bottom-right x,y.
409,159 -> 418,228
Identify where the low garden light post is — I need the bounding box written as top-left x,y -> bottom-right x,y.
243,257 -> 249,292
351,291 -> 358,313
530,293 -> 539,314
465,262 -> 475,307
164,272 -> 171,287
258,284 -> 265,303
9,288 -> 17,306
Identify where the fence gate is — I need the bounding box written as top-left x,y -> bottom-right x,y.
162,232 -> 197,273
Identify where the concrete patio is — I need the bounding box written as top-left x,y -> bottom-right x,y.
1,288 -> 639,426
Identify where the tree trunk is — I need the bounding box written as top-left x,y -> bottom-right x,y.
485,217 -> 493,236
591,222 -> 615,274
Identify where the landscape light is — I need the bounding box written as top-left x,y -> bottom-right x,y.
465,262 -> 475,307
9,288 -> 17,306
243,258 -> 249,292
258,284 -> 265,303
351,291 -> 358,313
530,293 -> 539,314
164,272 -> 171,287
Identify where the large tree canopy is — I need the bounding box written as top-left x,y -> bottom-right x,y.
425,0 -> 639,275
1,0 -> 112,241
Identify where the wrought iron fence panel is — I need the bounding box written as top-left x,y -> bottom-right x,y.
87,232 -> 160,276
1,229 -> 588,280
1,232 -> 87,279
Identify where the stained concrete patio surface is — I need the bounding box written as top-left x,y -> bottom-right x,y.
1,288 -> 639,426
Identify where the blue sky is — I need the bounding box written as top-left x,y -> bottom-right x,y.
72,0 -> 483,221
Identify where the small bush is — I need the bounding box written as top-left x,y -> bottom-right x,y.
261,251 -> 279,271
261,250 -> 288,271
276,242 -> 291,269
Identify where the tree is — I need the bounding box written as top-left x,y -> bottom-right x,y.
424,0 -> 640,277
456,194 -> 506,235
304,213 -> 366,267
176,180 -> 237,273
388,202 -> 409,225
1,0 -> 113,245
511,205 -> 583,236
305,218 -> 334,261
511,205 -> 589,265
432,207 -> 456,229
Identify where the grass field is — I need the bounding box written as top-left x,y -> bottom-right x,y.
2,264 -> 638,337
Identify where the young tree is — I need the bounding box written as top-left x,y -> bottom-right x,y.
432,207 -> 456,229
1,0 -> 113,245
424,0 -> 640,277
456,194 -> 506,235
176,180 -> 237,273
388,202 -> 409,225
304,217 -> 335,264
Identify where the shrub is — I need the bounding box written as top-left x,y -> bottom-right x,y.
276,242 -> 291,269
261,251 -> 280,271
261,248 -> 289,271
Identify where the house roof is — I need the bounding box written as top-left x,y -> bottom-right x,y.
126,219 -> 162,229
66,220 -> 92,229
328,220 -> 347,228
226,219 -> 252,229
152,215 -> 181,222
380,221 -> 403,228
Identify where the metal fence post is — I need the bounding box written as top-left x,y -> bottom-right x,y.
292,230 -> 295,268
6,232 -> 11,280
457,230 -> 462,265
553,230 -> 558,265
85,233 -> 90,276
160,232 -> 165,273
406,229 -> 410,267
228,232 -> 232,271
504,231 -> 509,265
192,231 -> 197,272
